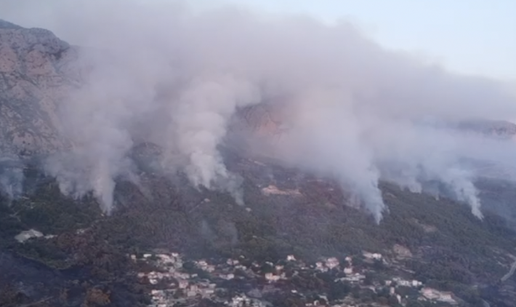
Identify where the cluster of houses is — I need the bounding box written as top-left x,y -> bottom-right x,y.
134,250 -> 457,307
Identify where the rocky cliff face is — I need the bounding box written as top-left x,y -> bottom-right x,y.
0,20 -> 81,156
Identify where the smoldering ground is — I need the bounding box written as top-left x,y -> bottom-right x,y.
1,0 -> 516,222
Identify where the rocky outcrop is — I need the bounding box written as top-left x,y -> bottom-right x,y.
0,19 -> 80,156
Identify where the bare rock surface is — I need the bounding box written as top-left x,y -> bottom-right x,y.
0,19 -> 81,156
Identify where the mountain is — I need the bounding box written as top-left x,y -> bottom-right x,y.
0,20 -> 83,156
2,20 -> 516,307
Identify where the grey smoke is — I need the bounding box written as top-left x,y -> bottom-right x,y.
2,0 -> 516,221
0,155 -> 24,202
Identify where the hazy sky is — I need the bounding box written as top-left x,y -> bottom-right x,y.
0,0 -> 514,81
222,0 -> 516,81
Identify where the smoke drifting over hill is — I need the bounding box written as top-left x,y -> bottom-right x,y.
2,0 -> 516,222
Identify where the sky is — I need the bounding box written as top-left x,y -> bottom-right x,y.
213,0 -> 516,82
0,0 -> 514,81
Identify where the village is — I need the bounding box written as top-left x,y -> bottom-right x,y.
134,250 -> 459,307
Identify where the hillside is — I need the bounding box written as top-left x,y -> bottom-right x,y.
3,149 -> 516,307
1,20 -> 516,307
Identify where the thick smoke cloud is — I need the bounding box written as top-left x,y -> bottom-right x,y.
2,0 -> 516,221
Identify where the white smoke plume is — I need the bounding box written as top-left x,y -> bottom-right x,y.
2,0 -> 516,220
165,75 -> 260,190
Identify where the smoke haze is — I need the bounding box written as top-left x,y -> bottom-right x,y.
2,0 -> 516,221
